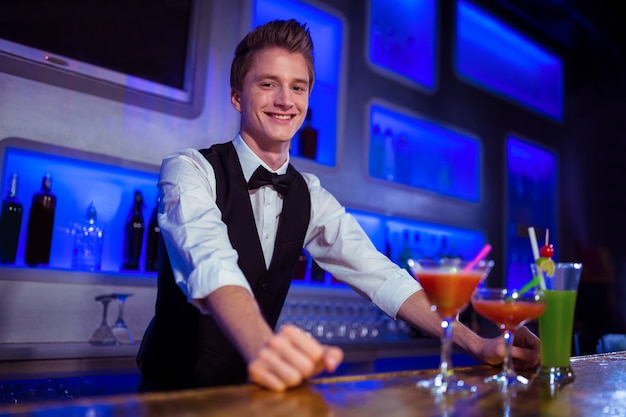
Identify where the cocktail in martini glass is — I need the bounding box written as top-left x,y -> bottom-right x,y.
409,258 -> 493,394
471,286 -> 545,389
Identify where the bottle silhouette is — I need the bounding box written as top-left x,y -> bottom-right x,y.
72,202 -> 104,271
0,173 -> 24,264
369,124 -> 385,179
292,250 -> 308,280
310,260 -> 326,283
383,128 -> 395,181
121,190 -> 145,271
398,230 -> 413,273
298,108 -> 318,160
25,174 -> 57,267
145,199 -> 160,272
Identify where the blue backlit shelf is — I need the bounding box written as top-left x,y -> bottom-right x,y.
368,101 -> 481,202
366,0 -> 438,92
0,137 -> 159,273
1,138 -> 488,292
294,208 -> 487,287
455,0 -> 563,121
505,136 -> 558,290
252,0 -> 345,167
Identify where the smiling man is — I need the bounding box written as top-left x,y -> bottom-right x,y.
136,19 -> 540,393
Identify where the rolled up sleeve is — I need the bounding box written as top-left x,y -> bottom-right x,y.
158,149 -> 252,314
301,173 -> 422,319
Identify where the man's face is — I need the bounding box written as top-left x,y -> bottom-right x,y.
231,48 -> 310,152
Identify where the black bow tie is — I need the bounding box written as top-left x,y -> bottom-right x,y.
247,165 -> 296,196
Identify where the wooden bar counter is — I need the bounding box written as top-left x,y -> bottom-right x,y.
1,352 -> 624,416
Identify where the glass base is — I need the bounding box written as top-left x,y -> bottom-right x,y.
112,323 -> 135,345
484,372 -> 530,391
90,324 -> 116,345
416,374 -> 478,395
537,365 -> 575,385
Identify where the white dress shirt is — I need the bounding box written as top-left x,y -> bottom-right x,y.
157,135 -> 422,318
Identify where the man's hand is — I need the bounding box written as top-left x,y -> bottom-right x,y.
478,326 -> 541,370
247,324 -> 344,392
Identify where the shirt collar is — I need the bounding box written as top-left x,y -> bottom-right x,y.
233,134 -> 290,182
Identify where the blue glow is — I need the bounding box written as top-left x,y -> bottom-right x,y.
505,136 -> 557,290
456,0 -> 563,120
367,0 -> 437,91
291,208 -> 485,287
369,103 -> 480,201
0,146 -> 158,272
351,208 -> 486,263
253,0 -> 344,166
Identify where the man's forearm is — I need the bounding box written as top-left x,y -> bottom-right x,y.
200,285 -> 274,363
396,290 -> 484,359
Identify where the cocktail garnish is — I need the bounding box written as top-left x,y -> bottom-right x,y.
536,256 -> 555,277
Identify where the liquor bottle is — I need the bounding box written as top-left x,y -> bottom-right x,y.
383,128 -> 395,181
72,202 -> 104,271
398,230 -> 413,273
25,174 -> 57,267
310,260 -> 326,283
369,124 -> 385,179
145,199 -> 160,272
0,173 -> 23,264
121,190 -> 145,271
298,108 -> 318,160
395,133 -> 411,185
292,250 -> 308,281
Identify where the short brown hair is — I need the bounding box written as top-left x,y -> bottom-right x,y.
230,19 -> 315,93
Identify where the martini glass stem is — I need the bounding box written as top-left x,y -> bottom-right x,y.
502,329 -> 516,382
438,317 -> 455,383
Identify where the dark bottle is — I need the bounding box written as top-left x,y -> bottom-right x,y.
0,173 -> 24,264
121,190 -> 145,271
298,108 -> 318,160
145,199 -> 160,272
25,174 -> 57,267
398,230 -> 413,273
310,260 -> 326,283
292,250 -> 308,280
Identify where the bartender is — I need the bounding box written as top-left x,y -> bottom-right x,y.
136,18 -> 540,392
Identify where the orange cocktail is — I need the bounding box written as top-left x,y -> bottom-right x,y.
417,270 -> 484,318
471,288 -> 545,389
472,299 -> 546,332
410,259 -> 492,395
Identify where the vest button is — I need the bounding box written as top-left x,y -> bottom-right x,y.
261,282 -> 269,290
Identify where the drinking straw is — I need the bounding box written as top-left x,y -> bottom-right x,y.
528,227 -> 540,261
462,243 -> 492,271
516,227 -> 546,293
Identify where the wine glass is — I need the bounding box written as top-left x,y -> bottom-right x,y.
111,293 -> 135,344
408,258 -> 493,395
90,294 -> 116,345
471,286 -> 546,390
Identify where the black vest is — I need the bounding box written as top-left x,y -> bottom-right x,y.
137,142 -> 311,390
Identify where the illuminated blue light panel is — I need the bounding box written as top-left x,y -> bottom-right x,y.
0,146 -> 158,272
505,136 -> 557,290
456,0 -> 563,120
253,0 -> 344,166
369,103 -> 481,201
383,214 -> 486,263
367,0 -> 437,91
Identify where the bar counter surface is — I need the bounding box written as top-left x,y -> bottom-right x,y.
1,352 -> 624,416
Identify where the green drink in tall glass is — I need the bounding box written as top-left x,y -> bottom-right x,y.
532,262 -> 583,384
538,290 -> 577,367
